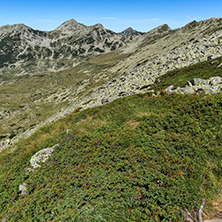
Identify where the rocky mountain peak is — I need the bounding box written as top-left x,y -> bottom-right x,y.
208,16 -> 218,21
202,16 -> 221,25
182,17 -> 222,33
143,24 -> 171,38
0,23 -> 31,37
58,18 -> 78,26
155,24 -> 171,33
54,19 -> 85,33
13,23 -> 30,29
183,20 -> 198,30
0,23 -> 29,30
93,23 -> 104,29
90,23 -> 108,33
120,27 -> 138,36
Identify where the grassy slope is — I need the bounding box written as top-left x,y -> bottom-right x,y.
0,60 -> 222,221
0,50 -> 130,139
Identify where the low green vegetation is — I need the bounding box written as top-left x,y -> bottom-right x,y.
0,86 -> 222,221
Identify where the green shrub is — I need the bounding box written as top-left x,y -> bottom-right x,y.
0,91 -> 221,221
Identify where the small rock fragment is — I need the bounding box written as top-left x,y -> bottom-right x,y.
19,183 -> 27,195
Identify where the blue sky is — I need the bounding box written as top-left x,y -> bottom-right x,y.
1,0 -> 222,32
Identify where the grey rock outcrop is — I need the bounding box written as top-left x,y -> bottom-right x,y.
164,85 -> 174,93
30,144 -> 59,168
164,76 -> 222,95
0,139 -> 11,149
16,144 -> 59,197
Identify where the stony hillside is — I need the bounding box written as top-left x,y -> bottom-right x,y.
1,17 -> 222,150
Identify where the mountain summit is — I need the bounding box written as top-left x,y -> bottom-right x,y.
120,27 -> 141,36
54,19 -> 85,33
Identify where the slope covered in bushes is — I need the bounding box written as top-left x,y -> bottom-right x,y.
0,88 -> 222,221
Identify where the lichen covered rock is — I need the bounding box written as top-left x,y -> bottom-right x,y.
30,144 -> 59,168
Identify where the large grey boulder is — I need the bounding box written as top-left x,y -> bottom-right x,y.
190,78 -> 209,86
164,85 -> 174,93
30,144 -> 59,168
209,76 -> 222,85
0,139 -> 11,151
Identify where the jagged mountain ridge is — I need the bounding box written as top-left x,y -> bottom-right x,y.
0,19 -> 143,74
1,17 -> 222,78
109,17 -> 222,75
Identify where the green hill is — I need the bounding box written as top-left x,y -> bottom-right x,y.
0,59 -> 222,221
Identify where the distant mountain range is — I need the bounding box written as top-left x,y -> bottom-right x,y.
1,17 -> 222,78
0,19 -> 143,74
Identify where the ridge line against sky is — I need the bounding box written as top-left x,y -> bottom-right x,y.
1,0 -> 222,32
